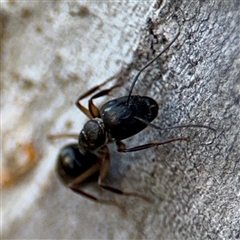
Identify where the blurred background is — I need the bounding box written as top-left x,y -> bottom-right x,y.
1,1 -> 239,239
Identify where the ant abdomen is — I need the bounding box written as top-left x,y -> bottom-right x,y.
100,96 -> 159,140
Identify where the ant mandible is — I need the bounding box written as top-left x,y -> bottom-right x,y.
48,29 -> 215,211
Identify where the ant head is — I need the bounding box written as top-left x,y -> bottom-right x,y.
78,119 -> 106,151
56,144 -> 98,185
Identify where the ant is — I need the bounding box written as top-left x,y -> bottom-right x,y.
48,29 -> 215,212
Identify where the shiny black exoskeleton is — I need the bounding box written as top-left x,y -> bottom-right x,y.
78,95 -> 159,152
100,96 -> 158,141
56,144 -> 98,185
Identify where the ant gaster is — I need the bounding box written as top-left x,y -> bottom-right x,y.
49,29 -> 215,211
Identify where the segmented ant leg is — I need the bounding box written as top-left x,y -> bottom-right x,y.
116,137 -> 189,152
88,84 -> 121,118
75,67 -> 123,119
68,163 -> 125,212
97,146 -> 153,203
133,116 -> 216,145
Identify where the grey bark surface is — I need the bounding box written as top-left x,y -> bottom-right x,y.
2,1 -> 239,239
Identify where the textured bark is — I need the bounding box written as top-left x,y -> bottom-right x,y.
2,1 -> 239,239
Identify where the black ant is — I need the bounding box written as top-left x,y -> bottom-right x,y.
48,29 -> 215,212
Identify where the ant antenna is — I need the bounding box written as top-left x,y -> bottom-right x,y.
127,29 -> 180,105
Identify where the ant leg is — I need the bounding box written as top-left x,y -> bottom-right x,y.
88,84 -> 121,118
75,67 -> 123,119
116,137 -> 189,152
68,163 -> 125,211
97,146 -> 153,203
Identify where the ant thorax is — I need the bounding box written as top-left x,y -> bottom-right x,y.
78,118 -> 106,151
